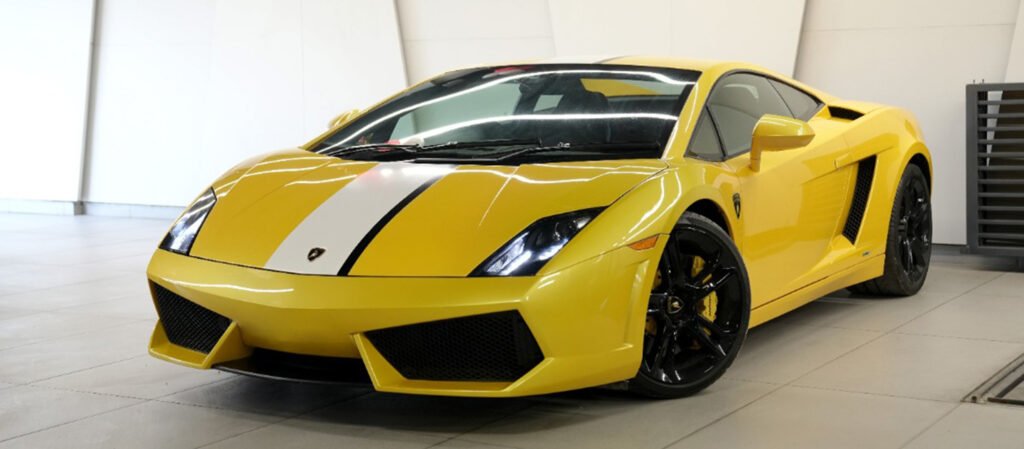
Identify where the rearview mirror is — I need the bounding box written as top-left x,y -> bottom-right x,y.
327,109 -> 361,129
750,114 -> 815,172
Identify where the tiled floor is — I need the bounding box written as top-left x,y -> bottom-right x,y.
2,213 -> 1024,449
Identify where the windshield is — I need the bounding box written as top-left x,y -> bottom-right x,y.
312,64 -> 699,164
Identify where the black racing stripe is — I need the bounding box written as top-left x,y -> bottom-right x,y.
337,175 -> 444,276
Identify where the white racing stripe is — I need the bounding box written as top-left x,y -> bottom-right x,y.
264,162 -> 454,275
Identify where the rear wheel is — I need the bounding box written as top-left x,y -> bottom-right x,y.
630,213 -> 750,399
848,164 -> 932,296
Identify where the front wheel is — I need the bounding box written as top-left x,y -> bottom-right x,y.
630,212 -> 751,399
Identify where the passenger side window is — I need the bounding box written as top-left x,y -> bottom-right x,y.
688,110 -> 724,160
769,80 -> 822,121
706,73 -> 791,157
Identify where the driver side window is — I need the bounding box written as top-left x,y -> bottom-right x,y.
704,73 -> 791,158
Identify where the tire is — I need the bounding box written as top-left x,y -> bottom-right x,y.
848,164 -> 932,296
630,212 -> 751,399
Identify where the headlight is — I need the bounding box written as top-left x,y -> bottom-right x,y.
472,208 -> 603,277
159,188 -> 217,255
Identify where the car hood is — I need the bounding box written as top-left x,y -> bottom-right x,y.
189,149 -> 666,277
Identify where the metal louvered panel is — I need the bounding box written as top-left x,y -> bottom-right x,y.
967,83 -> 1024,257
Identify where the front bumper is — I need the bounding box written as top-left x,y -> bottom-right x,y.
146,243 -> 660,397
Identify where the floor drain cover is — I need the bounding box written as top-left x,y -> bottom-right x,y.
966,353 -> 1024,406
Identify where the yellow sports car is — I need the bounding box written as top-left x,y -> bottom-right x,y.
148,57 -> 932,398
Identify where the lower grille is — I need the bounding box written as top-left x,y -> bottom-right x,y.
366,311 -> 544,382
151,282 -> 230,353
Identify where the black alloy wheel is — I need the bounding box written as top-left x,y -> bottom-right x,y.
897,174 -> 932,285
631,212 -> 750,398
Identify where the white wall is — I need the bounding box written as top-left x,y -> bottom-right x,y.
547,0 -> 806,75
0,0 -> 96,207
795,0 -> 1021,244
1007,4 -> 1024,81
83,0 -> 408,206
397,0 -> 806,81
396,0 -> 556,84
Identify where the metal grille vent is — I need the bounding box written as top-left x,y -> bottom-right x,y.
365,311 -> 544,382
842,156 -> 877,243
151,283 -> 230,353
967,83 -> 1024,256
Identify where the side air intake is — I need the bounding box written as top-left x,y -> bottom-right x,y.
829,106 -> 864,121
842,156 -> 877,243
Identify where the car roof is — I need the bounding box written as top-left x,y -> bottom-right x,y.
455,56 -> 794,86
430,56 -> 837,105
532,56 -> 835,102
479,55 -> 759,74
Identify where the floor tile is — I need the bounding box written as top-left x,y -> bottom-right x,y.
34,355 -> 226,399
898,292 -> 1024,342
201,393 -> 529,448
462,380 -> 774,449
668,386 -> 953,449
0,385 -> 140,442
0,312 -> 136,350
794,333 -> 1024,401
777,290 -> 961,332
972,272 -> 1024,298
724,323 -> 881,384
0,322 -> 152,383
0,306 -> 37,321
56,295 -> 156,321
160,375 -> 369,417
0,399 -> 278,449
203,412 -> 446,449
916,265 -> 1004,297
88,253 -> 152,275
307,392 -> 533,438
434,440 -> 520,449
904,403 -> 1024,449
0,264 -> 134,291
0,274 -> 148,311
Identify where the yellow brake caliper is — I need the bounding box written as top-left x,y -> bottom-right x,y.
646,257 -> 718,338
692,257 -> 718,324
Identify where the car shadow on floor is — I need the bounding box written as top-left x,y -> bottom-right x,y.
178,374 -> 667,433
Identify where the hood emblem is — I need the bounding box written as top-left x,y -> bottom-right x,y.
307,247 -> 326,262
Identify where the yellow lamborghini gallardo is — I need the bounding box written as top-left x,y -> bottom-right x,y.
148,57 -> 933,398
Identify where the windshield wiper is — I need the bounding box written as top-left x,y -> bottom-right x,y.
415,138 -> 539,154
323,138 -> 537,158
319,143 -> 415,159
495,141 -> 662,161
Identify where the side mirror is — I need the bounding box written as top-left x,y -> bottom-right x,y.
750,114 -> 815,172
327,109 -> 361,129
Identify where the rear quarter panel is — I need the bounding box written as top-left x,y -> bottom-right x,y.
831,106 -> 932,277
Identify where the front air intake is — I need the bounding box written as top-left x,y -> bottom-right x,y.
151,282 -> 231,353
365,311 -> 544,382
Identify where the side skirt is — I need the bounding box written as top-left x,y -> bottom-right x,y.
749,253 -> 885,328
